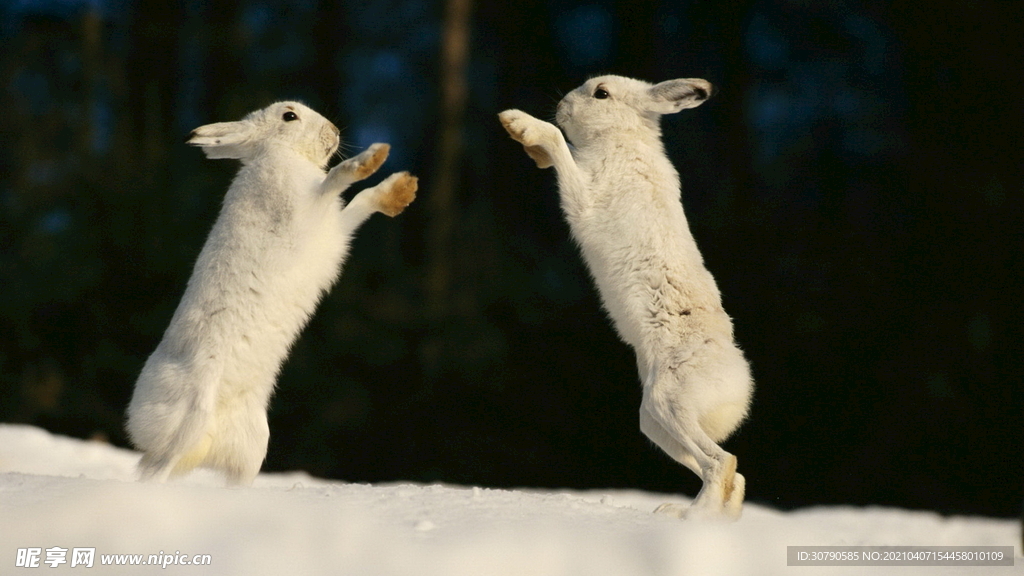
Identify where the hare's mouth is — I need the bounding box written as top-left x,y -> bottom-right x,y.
554,105 -> 570,129
319,126 -> 341,168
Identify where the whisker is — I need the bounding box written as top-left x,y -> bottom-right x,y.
334,133 -> 355,161
544,88 -> 566,123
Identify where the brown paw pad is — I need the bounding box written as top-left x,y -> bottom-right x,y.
379,173 -> 418,217
498,111 -> 528,143
353,143 -> 391,180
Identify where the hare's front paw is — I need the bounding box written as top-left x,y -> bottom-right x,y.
323,143 -> 391,194
345,143 -> 391,180
375,172 -> 418,217
498,109 -> 558,168
499,109 -> 558,146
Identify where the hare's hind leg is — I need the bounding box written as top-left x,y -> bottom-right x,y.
640,405 -> 702,477
138,452 -> 177,483
132,362 -> 220,483
137,408 -> 214,483
640,405 -> 709,519
642,372 -> 742,520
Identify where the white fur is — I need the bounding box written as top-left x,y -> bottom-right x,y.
127,101 -> 417,485
500,76 -> 753,520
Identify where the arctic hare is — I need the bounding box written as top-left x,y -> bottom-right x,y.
127,101 -> 417,485
500,76 -> 752,519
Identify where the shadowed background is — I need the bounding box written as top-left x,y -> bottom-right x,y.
1,0 -> 1020,518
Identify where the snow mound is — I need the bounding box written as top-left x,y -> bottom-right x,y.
0,424 -> 1018,575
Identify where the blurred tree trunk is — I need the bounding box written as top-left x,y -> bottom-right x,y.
420,0 -> 474,377
425,0 -> 473,320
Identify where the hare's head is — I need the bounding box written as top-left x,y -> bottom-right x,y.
187,101 -> 340,168
555,75 -> 713,146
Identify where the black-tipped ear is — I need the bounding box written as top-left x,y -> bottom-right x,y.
647,78 -> 714,114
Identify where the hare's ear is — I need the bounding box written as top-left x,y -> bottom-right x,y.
645,78 -> 714,114
187,121 -> 256,159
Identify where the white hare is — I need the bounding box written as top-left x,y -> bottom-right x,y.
500,76 -> 753,520
126,101 -> 417,486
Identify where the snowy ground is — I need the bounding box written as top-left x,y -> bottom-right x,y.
0,424 -> 1018,575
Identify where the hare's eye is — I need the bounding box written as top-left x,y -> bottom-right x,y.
593,87 -> 609,99
282,111 -> 298,122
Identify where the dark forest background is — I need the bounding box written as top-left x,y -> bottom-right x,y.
1,0 -> 1020,518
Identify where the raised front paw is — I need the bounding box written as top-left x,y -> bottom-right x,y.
499,109 -> 544,145
375,172 -> 418,217
498,109 -> 558,168
344,143 -> 391,180
323,144 -> 391,194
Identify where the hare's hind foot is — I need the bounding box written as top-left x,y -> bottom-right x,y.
689,453 -> 743,520
724,472 -> 745,518
653,495 -> 742,521
654,455 -> 744,521
376,172 -> 418,217
653,501 -> 729,521
653,502 -> 689,518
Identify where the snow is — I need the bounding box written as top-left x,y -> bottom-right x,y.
0,424 -> 1018,575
